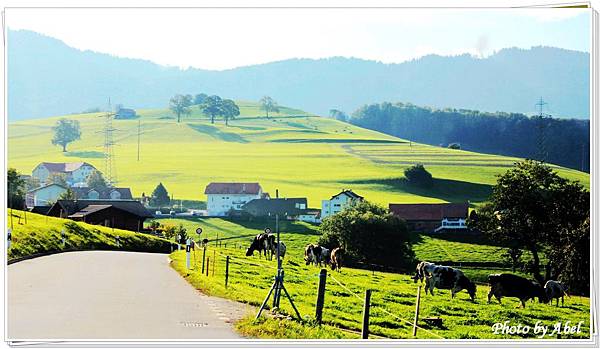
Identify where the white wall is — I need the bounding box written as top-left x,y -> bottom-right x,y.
32,166 -> 50,185
33,185 -> 67,206
207,193 -> 261,216
321,193 -> 355,219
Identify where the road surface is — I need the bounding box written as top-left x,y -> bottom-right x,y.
7,251 -> 252,340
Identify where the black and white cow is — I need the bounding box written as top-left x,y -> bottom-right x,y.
304,244 -> 330,267
270,241 -> 287,260
330,247 -> 344,272
487,273 -> 548,308
425,265 -> 477,301
413,261 -> 437,283
544,280 -> 569,307
246,233 -> 270,259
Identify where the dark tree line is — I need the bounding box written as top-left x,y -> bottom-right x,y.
350,102 -> 590,172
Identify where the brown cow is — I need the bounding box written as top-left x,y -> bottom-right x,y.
330,247 -> 344,272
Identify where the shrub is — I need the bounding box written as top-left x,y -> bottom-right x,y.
403,164 -> 434,188
318,201 -> 415,271
448,142 -> 461,149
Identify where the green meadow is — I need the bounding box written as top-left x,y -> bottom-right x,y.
164,217 -> 590,340
7,101 -> 589,208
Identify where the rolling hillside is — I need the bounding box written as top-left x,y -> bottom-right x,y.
7,101 -> 589,207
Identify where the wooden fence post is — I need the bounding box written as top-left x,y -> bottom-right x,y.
315,268 -> 327,325
212,250 -> 216,276
225,256 -> 230,288
201,245 -> 206,274
206,257 -> 210,276
362,289 -> 371,339
413,285 -> 422,337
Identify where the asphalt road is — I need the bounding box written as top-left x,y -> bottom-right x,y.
7,251 -> 251,340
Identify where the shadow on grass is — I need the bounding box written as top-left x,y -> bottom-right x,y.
187,123 -> 249,143
167,216 -> 320,237
270,138 -> 406,144
342,177 -> 493,204
64,151 -> 105,158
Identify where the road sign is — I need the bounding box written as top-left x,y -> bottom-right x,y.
264,227 -> 272,234
7,229 -> 12,250
186,238 -> 191,269
196,227 -> 203,235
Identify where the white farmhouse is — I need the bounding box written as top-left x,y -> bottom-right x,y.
321,189 -> 364,219
204,182 -> 264,216
25,183 -> 68,207
32,162 -> 97,187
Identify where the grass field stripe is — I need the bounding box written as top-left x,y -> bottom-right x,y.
374,304 -> 445,339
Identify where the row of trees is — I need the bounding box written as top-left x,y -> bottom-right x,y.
350,102 -> 590,172
169,94 -> 281,124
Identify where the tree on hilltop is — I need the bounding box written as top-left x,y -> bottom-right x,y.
194,93 -> 208,105
199,95 -> 223,124
169,94 -> 193,123
259,96 -> 279,118
222,99 -> 240,126
51,119 -> 81,152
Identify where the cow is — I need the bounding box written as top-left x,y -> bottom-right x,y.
270,241 -> 287,260
304,244 -> 330,267
330,247 -> 344,272
264,234 -> 276,260
246,233 -> 270,259
425,265 -> 477,301
487,273 -> 548,308
413,261 -> 437,283
544,280 -> 569,307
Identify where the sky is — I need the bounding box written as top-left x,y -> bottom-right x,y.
5,7 -> 591,70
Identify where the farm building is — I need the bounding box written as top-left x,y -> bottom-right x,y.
25,184 -> 133,208
25,183 -> 69,207
388,202 -> 469,233
45,200 -> 153,231
297,209 -> 321,223
204,182 -> 266,216
71,187 -> 133,200
32,162 -> 97,187
114,107 -> 137,119
321,189 -> 364,219
242,198 -> 307,219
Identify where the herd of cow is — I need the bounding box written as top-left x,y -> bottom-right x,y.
245,234 -> 569,308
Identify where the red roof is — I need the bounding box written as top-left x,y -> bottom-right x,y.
389,203 -> 469,221
204,182 -> 262,195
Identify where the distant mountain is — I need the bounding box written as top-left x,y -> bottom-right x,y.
7,29 -> 590,121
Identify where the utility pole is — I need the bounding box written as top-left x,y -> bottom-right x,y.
97,98 -> 117,186
535,97 -> 551,163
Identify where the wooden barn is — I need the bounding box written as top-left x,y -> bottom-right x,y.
388,202 -> 470,233
46,200 -> 153,232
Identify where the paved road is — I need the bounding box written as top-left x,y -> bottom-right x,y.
7,251 -> 252,340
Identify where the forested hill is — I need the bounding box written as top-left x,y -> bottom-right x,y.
350,102 -> 589,172
8,29 -> 589,121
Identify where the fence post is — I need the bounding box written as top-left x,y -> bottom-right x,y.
201,245 -> 206,274
413,285 -> 422,337
206,257 -> 210,276
212,250 -> 216,276
225,256 -> 230,288
362,289 -> 371,339
315,268 -> 327,325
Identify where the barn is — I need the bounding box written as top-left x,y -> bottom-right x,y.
388,202 -> 470,233
46,200 -> 153,231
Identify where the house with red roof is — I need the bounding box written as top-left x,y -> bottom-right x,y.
32,162 -> 97,187
204,182 -> 265,216
388,202 -> 470,233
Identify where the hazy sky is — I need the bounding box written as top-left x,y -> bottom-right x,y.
6,8 -> 590,70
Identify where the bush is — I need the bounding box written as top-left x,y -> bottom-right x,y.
448,142 -> 461,149
318,201 -> 415,271
403,164 -> 434,188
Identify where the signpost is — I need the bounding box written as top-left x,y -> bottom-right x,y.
61,229 -> 66,247
7,229 -> 12,250
177,234 -> 181,251
186,238 -> 191,269
116,236 -> 121,248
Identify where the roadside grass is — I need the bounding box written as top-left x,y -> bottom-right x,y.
7,210 -> 173,261
167,217 -> 590,339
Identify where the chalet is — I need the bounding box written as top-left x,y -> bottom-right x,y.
242,198 -> 307,219
388,202 -> 469,233
115,108 -> 137,119
32,162 -> 96,187
46,200 -> 153,231
321,189 -> 364,219
26,183 -> 68,207
205,182 -> 265,216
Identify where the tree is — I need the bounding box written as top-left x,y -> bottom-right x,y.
404,164 -> 433,188
329,109 -> 348,122
150,182 -> 170,208
51,119 -> 81,152
7,168 -> 26,209
48,173 -> 68,187
199,95 -> 223,124
194,93 -> 208,105
259,96 -> 279,118
221,99 -> 240,126
318,201 -> 415,270
169,94 -> 193,123
58,188 -> 77,200
471,160 -> 589,290
86,170 -> 109,190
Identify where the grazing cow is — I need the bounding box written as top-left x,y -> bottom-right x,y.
545,280 -> 569,307
264,234 -> 276,260
413,261 -> 437,283
304,244 -> 330,266
270,241 -> 287,260
487,273 -> 548,308
426,265 -> 477,301
330,247 -> 344,272
246,233 -> 269,259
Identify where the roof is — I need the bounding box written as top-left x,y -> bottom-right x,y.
242,198 -> 307,216
30,206 -> 51,215
48,200 -> 153,218
37,162 -> 95,173
331,189 -> 364,200
27,183 -> 68,193
68,205 -> 113,218
389,203 -> 469,221
71,187 -> 133,200
204,182 -> 262,195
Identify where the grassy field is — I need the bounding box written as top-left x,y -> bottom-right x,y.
164,217 -> 590,340
6,210 -> 173,260
7,101 -> 589,208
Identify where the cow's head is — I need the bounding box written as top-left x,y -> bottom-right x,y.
467,281 -> 477,301
245,248 -> 254,257
412,274 -> 421,283
534,283 -> 549,303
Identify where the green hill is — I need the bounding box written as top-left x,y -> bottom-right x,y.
7,101 -> 589,206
